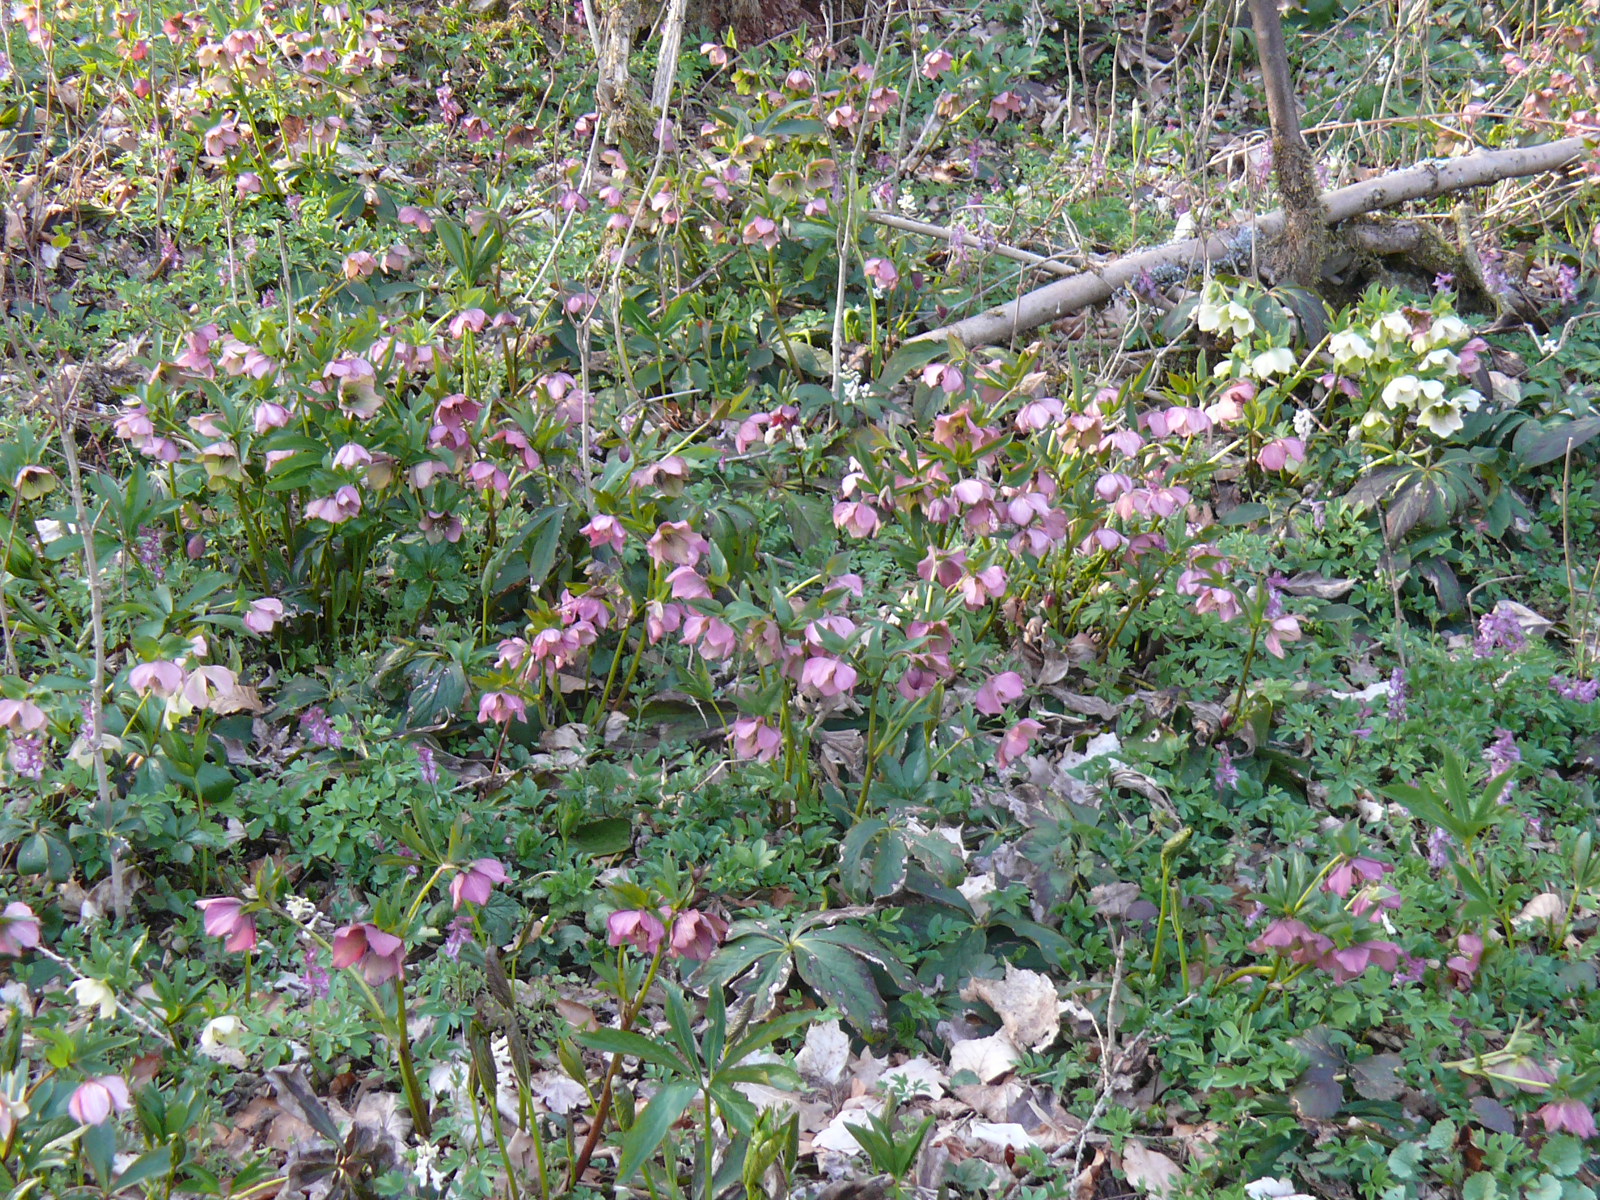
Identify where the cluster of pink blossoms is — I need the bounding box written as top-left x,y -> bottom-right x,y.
607,907 -> 729,962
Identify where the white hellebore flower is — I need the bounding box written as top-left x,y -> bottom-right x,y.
199,1015 -> 248,1066
1371,310 -> 1413,352
1329,329 -> 1373,371
1250,347 -> 1297,378
1381,376 -> 1444,411
1420,348 -> 1460,374
1453,388 -> 1485,412
67,978 -> 118,1020
1198,292 -> 1257,340
1419,313 -> 1469,350
1419,398 -> 1465,438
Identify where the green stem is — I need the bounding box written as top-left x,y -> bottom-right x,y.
1228,618 -> 1263,733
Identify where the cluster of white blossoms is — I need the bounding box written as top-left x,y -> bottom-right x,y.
1194,282 -> 1492,449
1329,309 -> 1486,439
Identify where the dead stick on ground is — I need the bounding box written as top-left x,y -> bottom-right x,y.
905,136 -> 1590,352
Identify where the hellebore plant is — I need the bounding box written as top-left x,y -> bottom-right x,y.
194,821 -> 515,1140
566,878 -> 732,1191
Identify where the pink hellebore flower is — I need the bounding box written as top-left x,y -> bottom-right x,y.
975,671 -> 1026,716
987,90 -> 1024,120
582,514 -> 626,553
646,601 -> 685,644
343,250 -> 378,279
863,257 -> 899,290
922,48 -> 953,78
478,691 -> 527,725
1206,378 -> 1255,425
244,598 -> 285,634
1536,1100 -> 1598,1139
1324,856 -> 1393,899
667,565 -> 712,601
195,897 -> 258,952
129,661 -> 185,698
1016,397 -> 1065,432
254,402 -> 292,433
608,908 -> 666,954
68,1076 -> 132,1126
669,910 -> 728,961
741,216 -> 780,250
648,521 -> 709,567
729,717 -> 781,763
331,922 -> 406,983
449,308 -> 489,338
450,858 -> 509,909
0,902 -> 42,956
800,655 -> 858,698
1319,939 -> 1402,983
832,500 -> 880,538
305,486 -> 362,524
0,699 -> 46,732
1250,917 -> 1334,965
397,205 -> 434,233
1457,337 -> 1488,375
1446,932 -> 1485,989
1262,614 -> 1302,658
683,614 -> 738,661
1257,437 -> 1306,472
921,362 -> 965,395
995,718 -> 1043,768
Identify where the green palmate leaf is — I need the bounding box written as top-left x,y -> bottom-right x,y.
794,939 -> 887,1035
1513,414 -> 1600,467
615,1080 -> 698,1183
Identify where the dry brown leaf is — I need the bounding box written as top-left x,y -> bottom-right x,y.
796,1019 -> 851,1086
1122,1140 -> 1183,1198
948,1033 -> 1020,1083
961,966 -> 1061,1052
1513,892 -> 1565,929
555,996 -> 599,1030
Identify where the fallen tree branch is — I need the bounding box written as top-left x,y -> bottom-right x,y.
910,136 -> 1591,350
865,211 -> 1081,278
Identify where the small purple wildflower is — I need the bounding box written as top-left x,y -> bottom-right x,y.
1484,728 -> 1521,784
10,736 -> 44,780
1556,264 -> 1579,306
1473,603 -> 1525,658
303,945 -> 330,999
1433,272 -> 1456,293
1393,953 -> 1427,985
443,913 -> 473,960
1427,826 -> 1454,871
1352,705 -> 1373,740
1387,667 -> 1409,722
416,745 -> 439,784
1132,269 -> 1160,301
79,697 -> 99,738
1215,746 -> 1239,789
135,526 -> 165,580
300,706 -> 343,749
1552,675 -> 1599,703
1527,813 -> 1543,837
